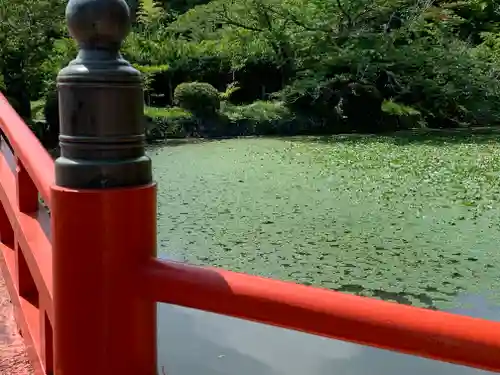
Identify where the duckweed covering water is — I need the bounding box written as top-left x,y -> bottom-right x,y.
150,133 -> 500,310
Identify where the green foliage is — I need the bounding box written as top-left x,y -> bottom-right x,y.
134,63 -> 170,104
31,100 -> 46,121
145,106 -> 195,140
0,0 -> 65,117
173,82 -> 221,115
6,0 -> 500,145
39,38 -> 78,95
158,0 -> 212,14
137,0 -> 166,24
222,100 -> 294,134
220,82 -> 241,101
381,100 -> 421,117
278,78 -> 343,124
279,79 -> 389,133
381,100 -> 424,130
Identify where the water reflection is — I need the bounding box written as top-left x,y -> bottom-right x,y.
157,293 -> 499,375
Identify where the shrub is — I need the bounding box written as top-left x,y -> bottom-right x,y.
145,107 -> 196,141
279,78 -> 343,118
381,100 -> 424,130
221,101 -> 295,135
173,82 -> 220,115
278,78 -> 343,134
279,80 -> 391,134
381,37 -> 500,128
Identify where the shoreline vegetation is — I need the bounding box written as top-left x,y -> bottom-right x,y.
3,0 -> 500,148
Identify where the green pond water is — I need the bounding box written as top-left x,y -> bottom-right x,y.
150,135 -> 500,310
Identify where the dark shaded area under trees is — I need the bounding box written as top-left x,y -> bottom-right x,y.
2,0 -> 500,145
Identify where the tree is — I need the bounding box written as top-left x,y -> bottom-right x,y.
0,0 -> 66,118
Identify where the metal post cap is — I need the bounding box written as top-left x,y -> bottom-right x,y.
55,0 -> 152,189
66,0 -> 130,49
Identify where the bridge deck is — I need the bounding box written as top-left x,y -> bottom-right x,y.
0,273 -> 33,374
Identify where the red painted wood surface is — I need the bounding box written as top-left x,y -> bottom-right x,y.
51,185 -> 157,375
0,93 -> 54,375
144,259 -> 500,373
0,95 -> 54,205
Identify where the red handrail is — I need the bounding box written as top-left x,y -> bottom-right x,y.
0,93 -> 54,375
143,258 -> 500,373
0,94 -> 55,206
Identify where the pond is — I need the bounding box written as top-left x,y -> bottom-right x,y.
150,134 -> 500,374
151,134 -> 500,310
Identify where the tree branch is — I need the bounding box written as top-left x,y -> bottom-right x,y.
219,3 -> 264,32
335,0 -> 353,27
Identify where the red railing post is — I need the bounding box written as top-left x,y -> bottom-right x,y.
51,0 -> 157,374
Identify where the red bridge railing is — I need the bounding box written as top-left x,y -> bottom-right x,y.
1,0 -> 500,374
0,93 -> 54,375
